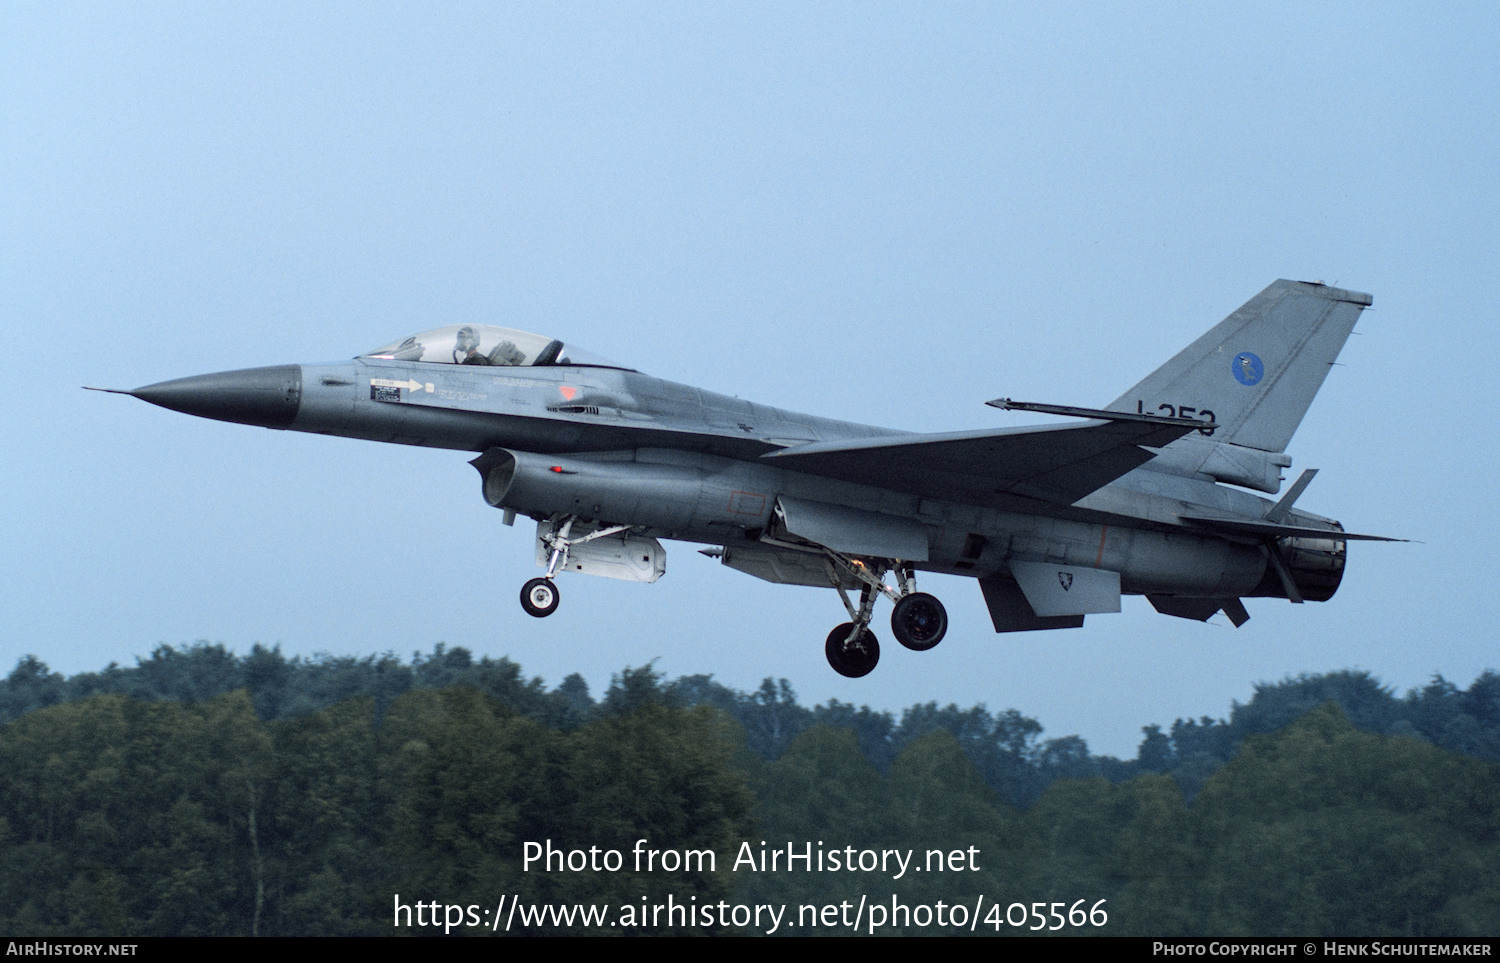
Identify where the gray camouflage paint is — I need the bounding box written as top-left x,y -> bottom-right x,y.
120,280 -> 1386,661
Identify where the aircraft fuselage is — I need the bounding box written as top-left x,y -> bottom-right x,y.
115,281 -> 1382,675
134,357 -> 1310,602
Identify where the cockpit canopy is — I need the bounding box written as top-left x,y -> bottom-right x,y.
361,324 -> 623,369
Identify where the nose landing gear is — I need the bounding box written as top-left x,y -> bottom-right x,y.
520,577 -> 560,617
516,514 -> 635,618
516,516 -> 575,619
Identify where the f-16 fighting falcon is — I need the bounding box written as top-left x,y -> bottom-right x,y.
96,280 -> 1396,677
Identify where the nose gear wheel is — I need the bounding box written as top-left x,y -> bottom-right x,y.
521,578 -> 559,617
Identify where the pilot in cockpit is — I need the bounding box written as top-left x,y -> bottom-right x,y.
454,326 -> 490,365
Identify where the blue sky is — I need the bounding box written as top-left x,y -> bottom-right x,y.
4,2 -> 1496,756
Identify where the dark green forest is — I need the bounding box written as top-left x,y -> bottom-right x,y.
2,645 -> 1497,936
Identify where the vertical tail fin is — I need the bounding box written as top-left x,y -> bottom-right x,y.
1109,280 -> 1372,454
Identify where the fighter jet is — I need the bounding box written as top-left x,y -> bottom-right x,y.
99,279 -> 1395,677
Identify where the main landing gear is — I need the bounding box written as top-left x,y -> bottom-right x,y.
891,591 -> 947,650
826,623 -> 879,678
822,557 -> 948,677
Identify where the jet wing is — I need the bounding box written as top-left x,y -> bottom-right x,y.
760,416 -> 1202,508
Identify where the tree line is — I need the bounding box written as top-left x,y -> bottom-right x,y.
5,644 -> 1499,806
1,646 -> 1496,935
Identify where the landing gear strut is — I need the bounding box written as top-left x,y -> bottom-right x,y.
515,514 -> 637,618
516,516 -> 575,619
820,556 -> 947,676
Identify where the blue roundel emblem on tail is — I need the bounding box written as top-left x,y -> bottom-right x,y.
1232,351 -> 1264,386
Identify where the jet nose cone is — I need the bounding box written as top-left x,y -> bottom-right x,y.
132,364 -> 302,429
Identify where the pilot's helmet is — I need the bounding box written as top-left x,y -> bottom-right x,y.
455,326 -> 481,354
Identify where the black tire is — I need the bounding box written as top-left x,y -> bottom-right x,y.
891,592 -> 947,651
520,578 -> 560,617
824,623 -> 880,678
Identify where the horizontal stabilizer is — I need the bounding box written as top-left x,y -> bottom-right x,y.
1177,514 -> 1403,542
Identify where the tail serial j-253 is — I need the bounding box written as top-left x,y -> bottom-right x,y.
103,280 -> 1398,678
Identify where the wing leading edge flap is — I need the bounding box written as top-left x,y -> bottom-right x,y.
763,417 -> 1203,508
